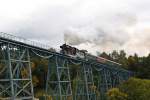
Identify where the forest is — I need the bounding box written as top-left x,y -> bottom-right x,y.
99,50 -> 150,79
99,50 -> 150,100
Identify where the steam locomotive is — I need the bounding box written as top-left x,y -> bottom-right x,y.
60,43 -> 87,59
60,44 -> 121,66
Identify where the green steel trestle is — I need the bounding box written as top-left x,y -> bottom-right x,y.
0,32 -> 132,100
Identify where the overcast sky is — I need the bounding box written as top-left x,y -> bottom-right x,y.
0,0 -> 150,56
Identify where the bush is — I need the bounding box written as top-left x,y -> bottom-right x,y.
107,78 -> 150,100
120,78 -> 150,100
107,88 -> 127,100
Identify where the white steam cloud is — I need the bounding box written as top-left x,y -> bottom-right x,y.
64,12 -> 137,55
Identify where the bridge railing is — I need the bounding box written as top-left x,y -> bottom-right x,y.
0,32 -> 51,50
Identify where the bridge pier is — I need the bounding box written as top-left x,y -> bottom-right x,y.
83,64 -> 96,100
46,56 -> 73,100
0,43 -> 34,100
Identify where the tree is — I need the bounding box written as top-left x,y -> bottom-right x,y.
107,88 -> 128,100
118,50 -> 128,67
140,54 -> 150,79
99,52 -> 112,60
109,50 -> 119,61
127,54 -> 141,76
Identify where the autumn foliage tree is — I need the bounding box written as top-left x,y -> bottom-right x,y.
107,78 -> 150,100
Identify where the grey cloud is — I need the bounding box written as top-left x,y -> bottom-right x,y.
0,0 -> 150,56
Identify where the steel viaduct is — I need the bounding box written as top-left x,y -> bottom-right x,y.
0,32 -> 132,100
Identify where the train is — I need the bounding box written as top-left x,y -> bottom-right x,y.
60,44 -> 121,66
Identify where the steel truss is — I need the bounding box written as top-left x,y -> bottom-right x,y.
0,32 -> 132,100
46,56 -> 72,100
0,43 -> 34,100
45,57 -> 132,100
92,65 -> 132,100
74,63 -> 96,100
